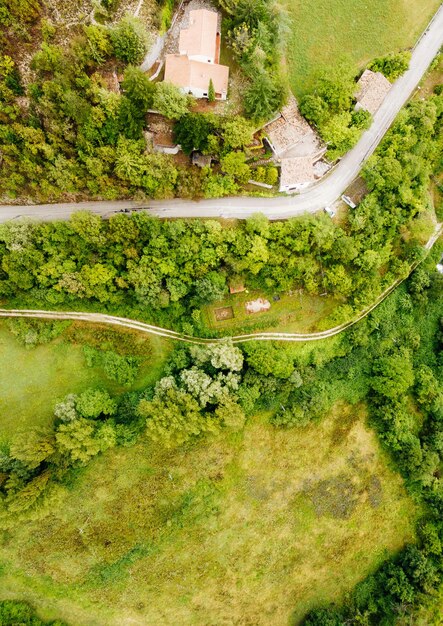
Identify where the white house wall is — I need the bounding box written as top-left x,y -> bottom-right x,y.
187,53 -> 215,64
178,85 -> 226,100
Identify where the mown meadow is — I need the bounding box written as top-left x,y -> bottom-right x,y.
281,0 -> 441,95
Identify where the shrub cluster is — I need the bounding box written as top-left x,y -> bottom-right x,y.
216,0 -> 288,121
368,50 -> 411,81
299,63 -> 372,160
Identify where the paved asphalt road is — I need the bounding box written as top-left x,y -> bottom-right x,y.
1,4 -> 443,223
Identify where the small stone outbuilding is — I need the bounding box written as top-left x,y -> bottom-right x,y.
192,152 -> 212,168
355,69 -> 391,115
279,156 -> 316,193
264,95 -> 324,159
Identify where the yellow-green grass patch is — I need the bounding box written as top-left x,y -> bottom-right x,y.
0,403 -> 419,625
0,321 -> 172,442
281,0 -> 441,96
416,52 -> 443,98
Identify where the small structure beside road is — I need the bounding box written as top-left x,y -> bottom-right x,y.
355,69 -> 391,115
279,156 -> 319,193
192,152 -> 212,168
263,95 -> 328,194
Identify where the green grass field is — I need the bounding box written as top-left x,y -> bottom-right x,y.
281,0 -> 441,95
0,403 -> 418,625
0,322 -> 172,442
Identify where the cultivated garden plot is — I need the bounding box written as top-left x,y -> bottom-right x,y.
204,290 -> 339,334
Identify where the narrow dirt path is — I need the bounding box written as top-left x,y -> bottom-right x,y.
0,225 -> 440,344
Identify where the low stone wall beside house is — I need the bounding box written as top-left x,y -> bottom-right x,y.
248,180 -> 273,189
154,144 -> 181,155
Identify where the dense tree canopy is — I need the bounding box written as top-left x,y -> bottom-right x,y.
216,0 -> 287,120
300,63 -> 373,160
368,51 -> 411,81
0,86 -> 441,338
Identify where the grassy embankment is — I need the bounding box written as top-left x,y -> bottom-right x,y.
281,0 -> 441,96
0,322 -> 172,442
0,403 -> 418,626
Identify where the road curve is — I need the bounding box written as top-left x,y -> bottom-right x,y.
1,4 -> 443,223
0,225 -> 440,344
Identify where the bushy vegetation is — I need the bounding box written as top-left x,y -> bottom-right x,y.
300,251 -> 443,623
110,16 -> 151,64
0,91 -> 441,335
84,345 -> 141,385
298,50 -> 411,161
368,50 -> 411,81
0,600 -> 66,625
216,0 -> 288,121
7,318 -> 70,348
139,341 -> 246,446
299,63 -> 373,160
0,0 -> 40,39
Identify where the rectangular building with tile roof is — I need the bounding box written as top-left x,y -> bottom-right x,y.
164,8 -> 229,100
179,9 -> 219,63
264,95 -> 324,159
279,156 -> 316,193
164,54 -> 229,99
355,69 -> 391,115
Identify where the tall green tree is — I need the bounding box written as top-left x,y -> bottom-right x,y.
244,71 -> 280,121
174,113 -> 216,154
152,82 -> 190,119
110,16 -> 150,64
122,65 -> 155,111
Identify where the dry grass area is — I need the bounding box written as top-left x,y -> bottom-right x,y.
416,52 -> 443,98
0,403 -> 418,625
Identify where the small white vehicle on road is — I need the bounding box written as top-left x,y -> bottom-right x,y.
341,195 -> 357,209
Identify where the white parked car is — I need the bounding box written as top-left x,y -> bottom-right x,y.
341,195 -> 356,208
324,206 -> 336,218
